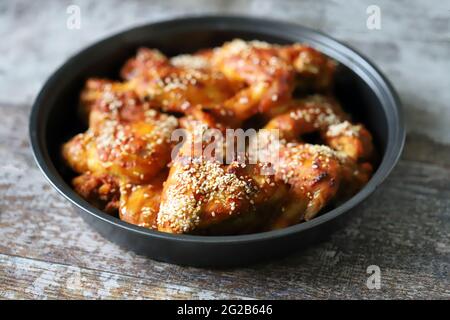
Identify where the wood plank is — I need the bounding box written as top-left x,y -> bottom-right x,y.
1,0 -> 449,299
0,103 -> 449,299
0,254 -> 251,300
1,0 -> 449,143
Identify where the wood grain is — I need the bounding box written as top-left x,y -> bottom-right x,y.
1,0 -> 449,143
0,102 -> 449,299
0,0 -> 449,299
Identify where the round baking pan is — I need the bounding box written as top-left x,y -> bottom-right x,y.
29,16 -> 404,267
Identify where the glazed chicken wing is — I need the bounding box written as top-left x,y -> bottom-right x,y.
271,143 -> 341,227
210,39 -> 336,120
156,127 -> 286,234
79,78 -> 138,125
63,84 -> 178,184
118,170 -> 167,229
264,95 -> 374,161
63,113 -> 177,184
212,40 -> 295,119
72,172 -> 120,213
269,143 -> 371,229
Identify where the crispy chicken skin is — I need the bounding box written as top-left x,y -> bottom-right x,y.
120,48 -> 239,114
63,85 -> 178,184
118,170 -> 167,229
63,113 -> 177,184
72,172 -> 120,213
264,95 -> 374,161
156,126 -> 286,234
62,39 -> 375,235
271,144 -> 342,227
269,143 -> 371,229
210,40 -> 336,120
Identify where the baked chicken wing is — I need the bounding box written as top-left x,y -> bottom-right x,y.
210,39 -> 336,120
269,143 -> 371,229
156,125 -> 286,234
63,79 -> 178,184
264,95 -> 374,161
120,48 -> 239,114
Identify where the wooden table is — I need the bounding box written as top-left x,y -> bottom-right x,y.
0,0 -> 449,299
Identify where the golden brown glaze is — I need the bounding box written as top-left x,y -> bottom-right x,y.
72,172 -> 120,214
211,40 -> 336,120
119,170 -> 167,229
157,126 -> 286,234
264,95 -> 374,161
121,48 -> 239,114
269,143 -> 371,229
63,83 -> 178,185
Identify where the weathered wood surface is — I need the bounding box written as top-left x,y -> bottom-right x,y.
1,106 -> 449,300
2,0 -> 450,143
0,0 -> 449,299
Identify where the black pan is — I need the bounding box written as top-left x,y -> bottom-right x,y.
29,16 -> 404,267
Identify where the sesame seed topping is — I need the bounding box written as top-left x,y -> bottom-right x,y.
158,158 -> 258,233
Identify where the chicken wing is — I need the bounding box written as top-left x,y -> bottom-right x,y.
118,170 -> 167,229
121,48 -> 239,114
264,95 -> 374,161
63,97 -> 178,184
156,126 -> 286,234
269,143 -> 371,229
210,39 -> 336,120
72,172 -> 120,214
